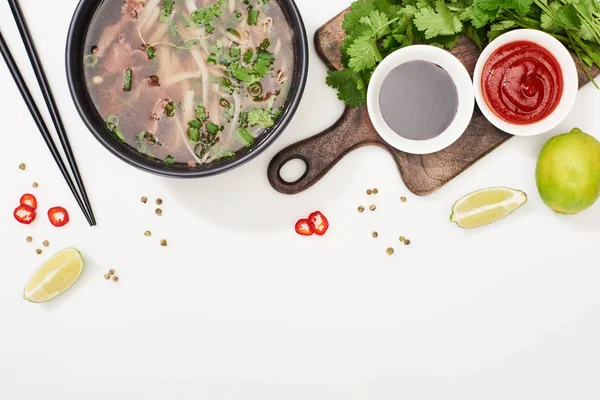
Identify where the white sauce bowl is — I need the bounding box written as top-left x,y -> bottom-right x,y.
473,29 -> 578,136
367,45 -> 474,155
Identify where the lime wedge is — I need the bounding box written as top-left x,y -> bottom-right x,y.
450,188 -> 527,229
24,248 -> 84,303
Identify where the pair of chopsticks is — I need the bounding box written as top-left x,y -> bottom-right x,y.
0,0 -> 96,226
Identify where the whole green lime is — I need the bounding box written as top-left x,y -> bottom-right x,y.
536,128 -> 600,214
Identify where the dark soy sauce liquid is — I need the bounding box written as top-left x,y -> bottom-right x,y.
379,60 -> 458,141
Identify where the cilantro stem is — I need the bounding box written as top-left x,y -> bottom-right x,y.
149,41 -> 201,50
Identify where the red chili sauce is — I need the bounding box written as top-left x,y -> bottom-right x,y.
481,41 -> 563,125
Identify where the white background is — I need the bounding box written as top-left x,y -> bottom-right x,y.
1,0 -> 600,398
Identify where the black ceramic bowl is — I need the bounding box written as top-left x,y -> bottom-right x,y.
66,0 -> 308,178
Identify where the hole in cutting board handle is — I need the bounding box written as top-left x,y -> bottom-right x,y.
278,157 -> 308,185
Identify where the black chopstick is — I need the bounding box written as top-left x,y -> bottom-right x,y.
7,0 -> 96,226
0,30 -> 95,226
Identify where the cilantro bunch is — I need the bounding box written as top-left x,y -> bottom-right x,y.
328,0 -> 600,108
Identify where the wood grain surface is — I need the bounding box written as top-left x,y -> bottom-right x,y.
268,9 -> 598,196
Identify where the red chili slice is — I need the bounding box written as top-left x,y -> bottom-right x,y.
20,193 -> 38,210
295,219 -> 314,236
14,204 -> 36,225
308,211 -> 329,236
48,206 -> 70,227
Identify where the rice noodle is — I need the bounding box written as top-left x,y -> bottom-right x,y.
229,0 -> 236,13
148,22 -> 170,44
274,38 -> 282,55
137,0 -> 161,26
208,83 -> 221,125
227,91 -> 242,141
263,18 -> 273,35
141,7 -> 160,35
190,49 -> 210,100
163,70 -> 202,87
185,0 -> 197,13
225,31 -> 248,45
183,90 -> 195,123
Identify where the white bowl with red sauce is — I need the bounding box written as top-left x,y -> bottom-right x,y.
473,29 -> 578,136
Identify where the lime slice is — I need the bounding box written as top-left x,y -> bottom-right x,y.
24,248 -> 84,303
450,188 -> 527,229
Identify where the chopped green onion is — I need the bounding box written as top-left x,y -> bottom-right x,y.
248,82 -> 263,97
123,68 -> 133,91
243,49 -> 254,64
83,54 -> 98,67
259,39 -> 270,50
188,126 -> 200,142
194,143 -> 207,158
206,122 -> 219,136
219,98 -> 231,108
247,6 -> 259,25
106,115 -> 120,126
106,116 -> 125,142
237,127 -> 255,145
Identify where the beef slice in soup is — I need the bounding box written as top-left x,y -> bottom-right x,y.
83,0 -> 295,166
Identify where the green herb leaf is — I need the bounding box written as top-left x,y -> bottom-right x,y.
247,108 -> 274,128
195,105 -> 207,122
230,47 -> 241,58
343,0 -> 376,35
160,0 -> 175,23
164,155 -> 176,165
230,62 -> 253,82
253,59 -> 271,77
165,101 -> 176,117
360,10 -> 392,39
414,0 -> 463,39
556,4 -> 582,29
191,0 -> 224,33
146,45 -> 156,60
347,36 -> 382,72
326,69 -> 367,108
477,0 -> 533,16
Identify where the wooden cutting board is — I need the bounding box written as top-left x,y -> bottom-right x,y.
267,8 -> 598,196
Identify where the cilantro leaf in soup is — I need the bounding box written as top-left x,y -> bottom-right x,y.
191,0 -> 225,33
165,101 -> 176,117
230,62 -> 253,82
146,45 -> 156,60
247,108 -> 274,128
164,155 -> 176,165
160,0 -> 175,23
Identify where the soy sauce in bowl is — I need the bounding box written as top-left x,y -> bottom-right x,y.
379,60 -> 458,141
366,45 -> 474,155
